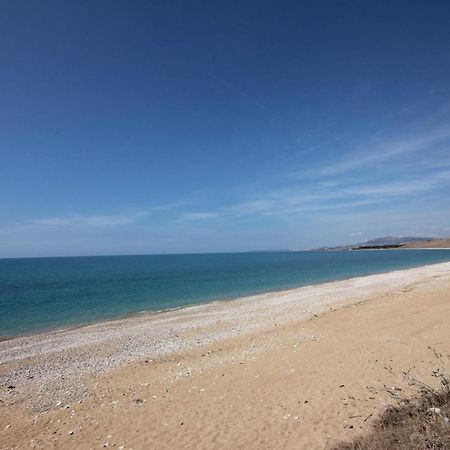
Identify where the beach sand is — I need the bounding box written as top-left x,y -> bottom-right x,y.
1,262 -> 450,449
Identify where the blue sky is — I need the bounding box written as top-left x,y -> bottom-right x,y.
1,1 -> 450,257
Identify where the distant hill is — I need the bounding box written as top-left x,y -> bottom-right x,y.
315,236 -> 438,251
358,236 -> 434,247
402,238 -> 450,249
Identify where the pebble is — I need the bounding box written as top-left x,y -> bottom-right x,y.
429,407 -> 441,414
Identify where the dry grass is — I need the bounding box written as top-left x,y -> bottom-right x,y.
334,349 -> 450,450
403,238 -> 450,249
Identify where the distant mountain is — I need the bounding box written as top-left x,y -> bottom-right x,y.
314,236 -> 437,251
357,236 -> 435,247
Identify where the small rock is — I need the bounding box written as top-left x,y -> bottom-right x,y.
429,407 -> 441,414
68,431 -> 74,435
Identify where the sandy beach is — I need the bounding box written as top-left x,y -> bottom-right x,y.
1,262 -> 450,449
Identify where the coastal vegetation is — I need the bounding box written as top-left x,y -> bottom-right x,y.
335,350 -> 450,449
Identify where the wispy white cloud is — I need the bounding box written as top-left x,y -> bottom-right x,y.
335,171 -> 450,198
180,212 -> 219,221
222,199 -> 276,214
297,133 -> 347,156
4,110 -> 450,257
31,212 -> 147,228
293,124 -> 450,178
177,167 -> 450,222
18,201 -> 190,230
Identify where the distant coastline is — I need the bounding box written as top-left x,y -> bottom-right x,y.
315,236 -> 450,251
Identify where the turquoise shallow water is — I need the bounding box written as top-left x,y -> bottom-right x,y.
1,250 -> 450,338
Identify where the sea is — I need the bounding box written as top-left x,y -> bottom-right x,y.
1,249 -> 450,338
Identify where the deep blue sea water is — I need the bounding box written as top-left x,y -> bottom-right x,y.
1,250 -> 450,338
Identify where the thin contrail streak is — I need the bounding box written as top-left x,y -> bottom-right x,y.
208,73 -> 266,110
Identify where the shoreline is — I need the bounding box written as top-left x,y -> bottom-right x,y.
2,261 -> 450,449
3,256 -> 450,342
1,260 -> 450,369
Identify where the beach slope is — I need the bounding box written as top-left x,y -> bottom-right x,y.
1,262 -> 450,449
